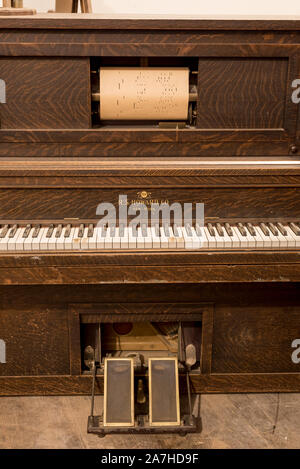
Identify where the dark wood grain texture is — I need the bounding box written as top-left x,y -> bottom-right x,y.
0,58 -> 90,129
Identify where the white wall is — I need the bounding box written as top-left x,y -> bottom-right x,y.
1,0 -> 300,15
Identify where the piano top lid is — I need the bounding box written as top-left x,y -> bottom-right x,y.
1,13 -> 300,30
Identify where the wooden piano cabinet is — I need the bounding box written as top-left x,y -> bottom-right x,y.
0,283 -> 299,396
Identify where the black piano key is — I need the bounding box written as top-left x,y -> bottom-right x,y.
55,224 -> 63,238
276,222 -> 287,236
246,223 -> 256,237
8,224 -> 18,238
216,223 -> 224,237
46,224 -> 54,238
78,223 -> 85,238
23,224 -> 31,238
237,223 -> 247,237
88,223 -> 94,238
224,223 -> 233,237
32,225 -> 41,238
64,224 -> 71,238
101,225 -> 107,238
268,222 -> 278,236
259,223 -> 270,236
0,225 -> 9,238
207,223 -> 215,236
289,222 -> 300,236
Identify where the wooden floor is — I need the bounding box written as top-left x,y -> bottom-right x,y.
0,394 -> 299,449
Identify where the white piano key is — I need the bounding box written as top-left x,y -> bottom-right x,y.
204,226 -> 217,249
275,229 -> 289,249
104,226 -> 113,249
221,226 -> 233,249
150,226 -> 160,249
144,227 -> 152,249
0,228 -> 11,251
190,226 -> 201,249
160,226 -> 169,248
182,226 -> 193,249
40,227 -> 52,250
96,226 -> 106,249
137,227 -> 145,249
112,227 -> 121,249
48,227 -> 59,250
224,225 -> 240,248
267,229 -> 280,248
285,225 -> 300,247
173,225 -> 185,249
30,227 -> 45,251
167,226 -> 177,249
248,226 -> 264,249
195,225 -> 209,249
7,227 -> 23,251
233,226 -> 249,248
255,226 -> 272,248
243,225 -> 256,248
55,226 -> 67,250
79,227 -> 89,250
64,227 -> 76,250
120,227 -> 129,249
128,226 -> 137,249
72,227 -> 82,250
88,227 -> 98,249
24,227 -> 36,251
15,227 -> 29,251
213,226 -> 225,249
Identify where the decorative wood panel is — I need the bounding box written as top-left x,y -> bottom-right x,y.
0,309 -> 70,376
212,306 -> 300,373
0,187 -> 299,220
197,58 -> 288,129
0,58 -> 91,129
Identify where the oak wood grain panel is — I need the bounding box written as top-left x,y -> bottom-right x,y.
0,141 -> 290,157
0,251 -> 299,268
0,263 -> 299,285
0,283 -> 299,310
0,17 -> 300,31
197,58 -> 288,129
0,187 -> 299,219
212,306 -> 300,373
1,31 -> 300,45
0,309 -> 70,376
0,373 -> 300,396
0,58 -> 90,129
0,42 -> 299,59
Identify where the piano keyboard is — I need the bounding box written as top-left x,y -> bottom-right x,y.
0,222 -> 300,251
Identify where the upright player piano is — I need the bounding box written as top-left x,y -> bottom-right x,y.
0,13 -> 300,435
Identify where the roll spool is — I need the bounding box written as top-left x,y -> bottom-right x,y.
92,67 -> 198,124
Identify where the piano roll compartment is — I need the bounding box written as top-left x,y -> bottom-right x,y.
91,57 -> 198,128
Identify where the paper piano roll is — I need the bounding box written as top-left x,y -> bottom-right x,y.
99,67 -> 189,120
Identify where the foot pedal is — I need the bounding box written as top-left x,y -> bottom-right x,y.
88,356 -> 198,436
149,357 -> 180,426
103,358 -> 134,427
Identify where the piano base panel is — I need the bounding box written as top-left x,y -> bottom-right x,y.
0,374 -> 299,397
0,282 -> 299,395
